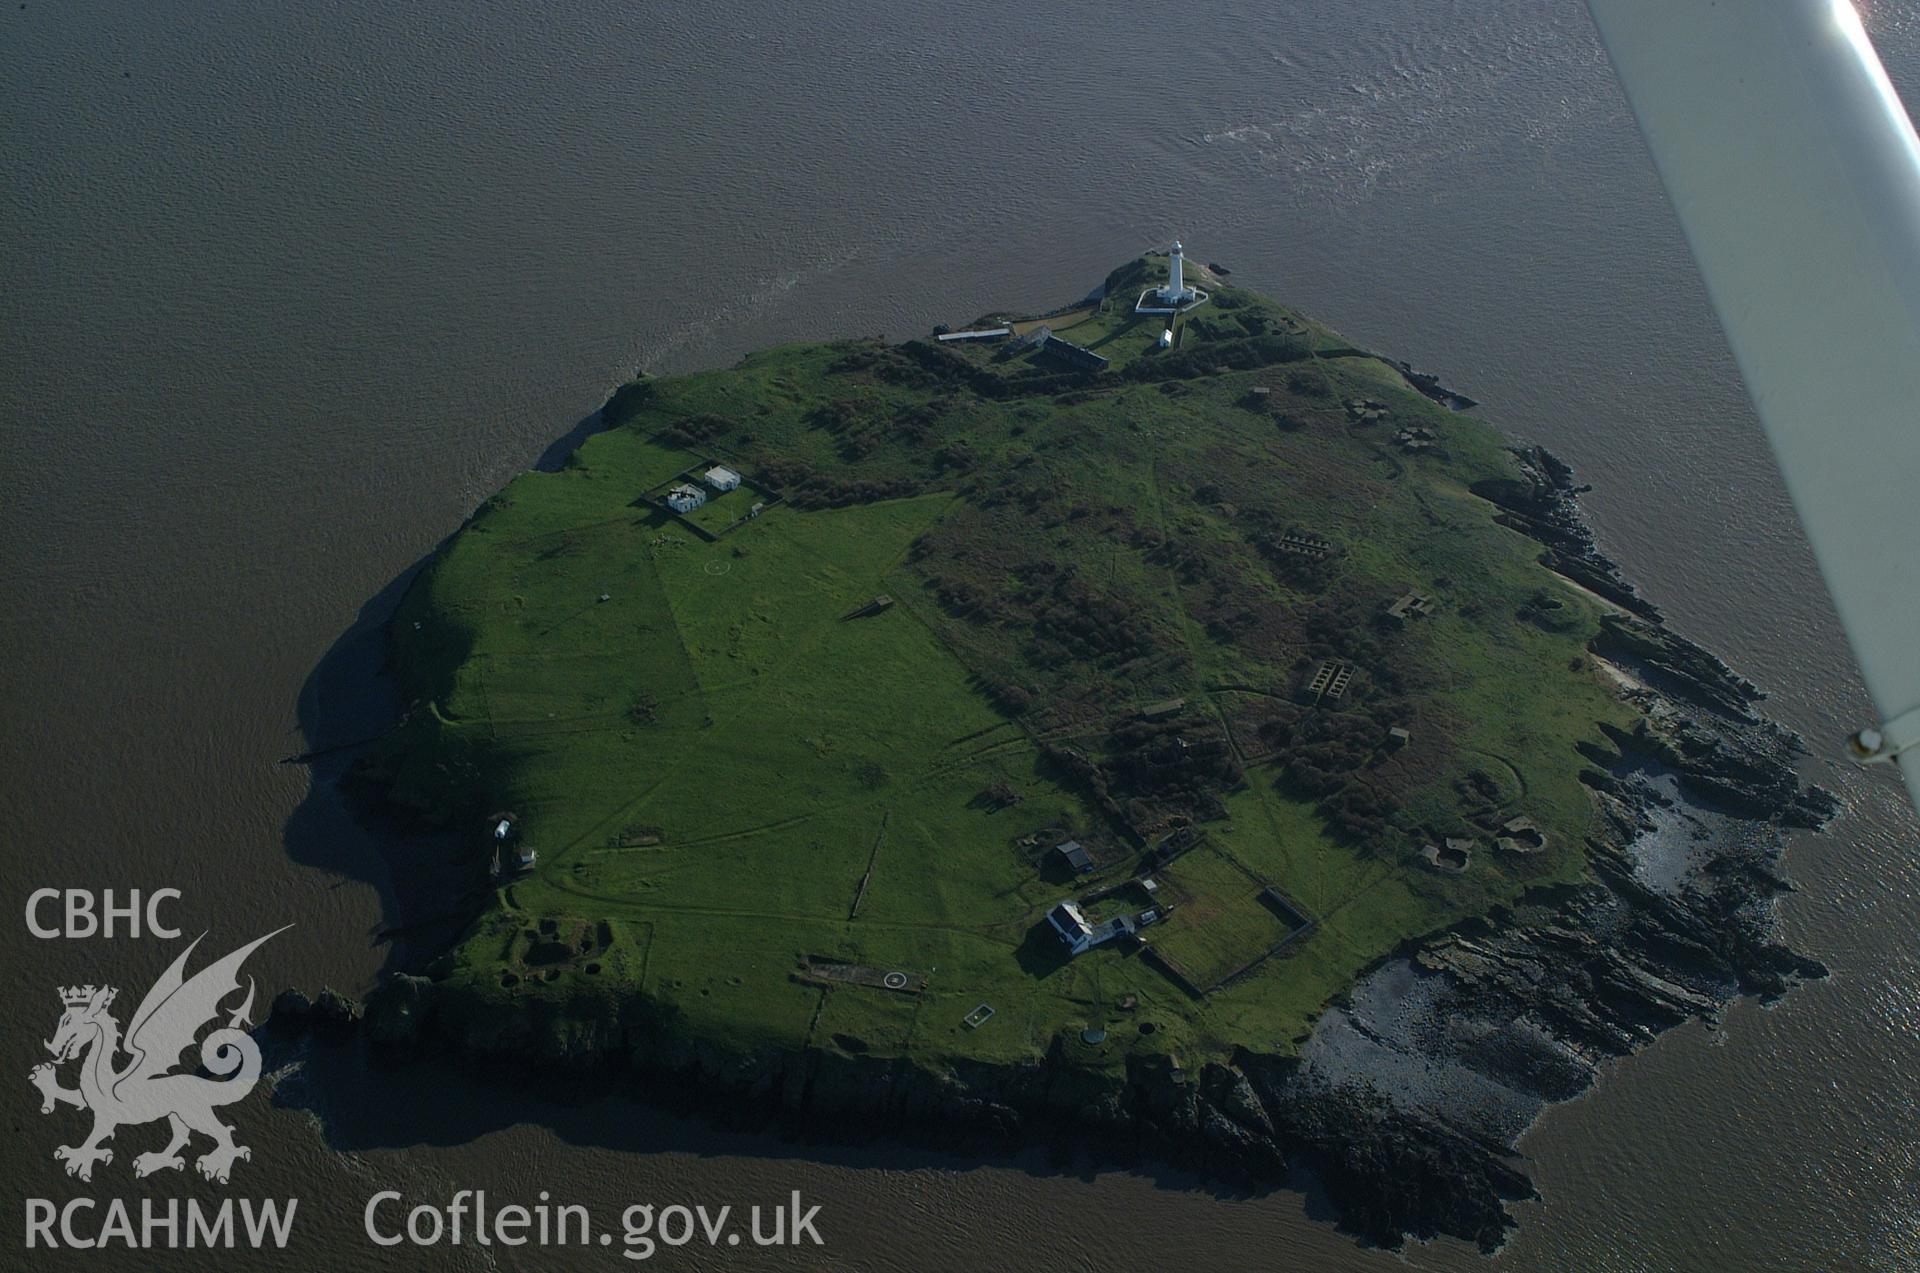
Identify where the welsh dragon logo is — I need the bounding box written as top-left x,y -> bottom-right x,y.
28,927 -> 287,1184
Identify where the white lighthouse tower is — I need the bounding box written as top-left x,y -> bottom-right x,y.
1163,240 -> 1195,304
1136,239 -> 1207,314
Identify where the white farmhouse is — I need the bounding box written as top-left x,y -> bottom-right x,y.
1046,895 -> 1149,957
665,483 -> 706,513
704,465 -> 742,492
1046,901 -> 1097,955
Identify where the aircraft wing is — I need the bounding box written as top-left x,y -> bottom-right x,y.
1586,0 -> 1920,812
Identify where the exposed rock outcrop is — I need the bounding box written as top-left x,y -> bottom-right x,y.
282,443 -> 1833,1255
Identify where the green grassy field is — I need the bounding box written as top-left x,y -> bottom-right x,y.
1147,844 -> 1293,989
372,254 -> 1637,1078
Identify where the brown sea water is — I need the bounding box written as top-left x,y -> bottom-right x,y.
3,1 -> 1916,1268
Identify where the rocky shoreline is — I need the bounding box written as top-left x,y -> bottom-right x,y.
278,442 -> 1834,1254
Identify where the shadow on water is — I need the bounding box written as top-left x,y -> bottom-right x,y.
280,409 -> 607,975
273,401 -> 1285,1210
532,407 -> 609,474
275,1032 -> 1271,1205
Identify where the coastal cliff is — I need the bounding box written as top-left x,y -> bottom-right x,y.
280,433 -> 1832,1254
287,253 -> 1840,1252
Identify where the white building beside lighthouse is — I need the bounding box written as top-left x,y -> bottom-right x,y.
1135,239 -> 1209,315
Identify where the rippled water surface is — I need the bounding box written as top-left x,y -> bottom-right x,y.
4,2 -> 1917,1268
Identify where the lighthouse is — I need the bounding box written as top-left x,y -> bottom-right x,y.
1128,242 -> 1205,314
1134,239 -> 1209,314
1163,240 -> 1195,304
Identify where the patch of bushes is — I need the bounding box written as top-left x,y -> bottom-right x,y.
660,412 -> 731,449
1126,333 -> 1312,382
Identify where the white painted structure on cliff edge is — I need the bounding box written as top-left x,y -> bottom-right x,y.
1135,239 -> 1209,315
1164,239 -> 1194,304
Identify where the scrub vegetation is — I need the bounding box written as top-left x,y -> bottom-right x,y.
367,255 -> 1636,1077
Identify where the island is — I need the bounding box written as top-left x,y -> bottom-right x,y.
305,251 -> 1834,1252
